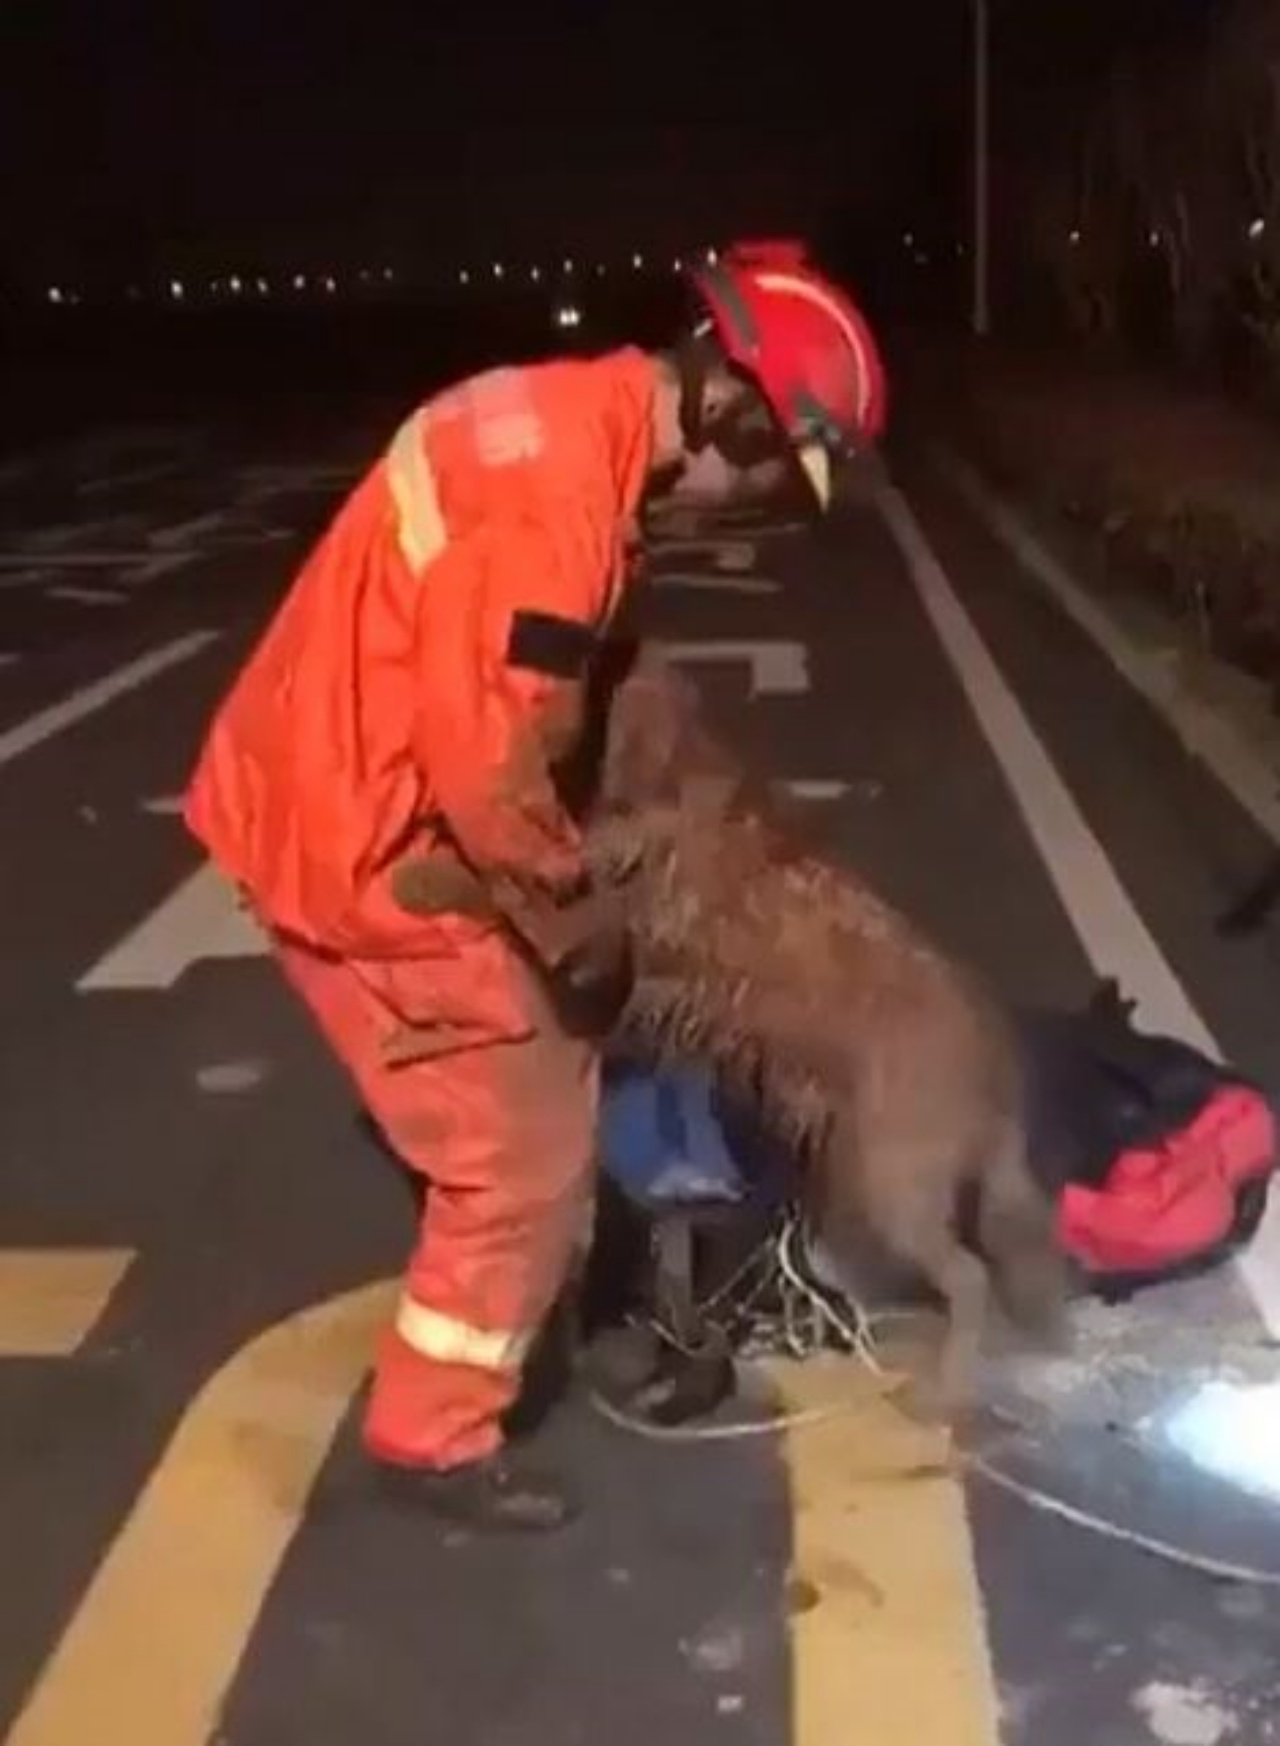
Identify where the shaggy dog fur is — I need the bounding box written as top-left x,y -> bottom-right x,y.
585,652 -> 1068,1414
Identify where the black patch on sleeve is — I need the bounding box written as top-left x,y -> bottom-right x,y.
506,610 -> 598,680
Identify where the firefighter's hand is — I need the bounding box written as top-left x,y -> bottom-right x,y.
391,849 -> 499,923
544,892 -> 635,1040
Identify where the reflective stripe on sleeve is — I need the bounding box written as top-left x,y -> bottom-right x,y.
386,412 -> 448,574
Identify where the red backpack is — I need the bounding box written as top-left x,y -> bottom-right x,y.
1021,981 -> 1276,1298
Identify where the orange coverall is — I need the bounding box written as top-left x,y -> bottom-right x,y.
185,349 -> 656,1468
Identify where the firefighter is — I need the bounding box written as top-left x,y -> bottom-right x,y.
184,241 -> 887,1532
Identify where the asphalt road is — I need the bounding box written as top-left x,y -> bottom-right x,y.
1,405 -> 1279,1746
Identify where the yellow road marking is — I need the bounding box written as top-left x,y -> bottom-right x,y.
0,1249 -> 134,1357
773,1354 -> 1001,1746
5,1280 -> 394,1746
7,1283 -> 998,1745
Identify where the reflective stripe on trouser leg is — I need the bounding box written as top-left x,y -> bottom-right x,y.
270,927 -> 598,1470
365,1038 -> 599,1469
394,1298 -> 534,1372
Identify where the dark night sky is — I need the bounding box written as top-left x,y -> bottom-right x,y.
0,0 -> 1216,281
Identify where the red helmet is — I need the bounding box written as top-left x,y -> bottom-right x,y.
688,239 -> 888,506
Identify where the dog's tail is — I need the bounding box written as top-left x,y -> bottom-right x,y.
976,1119 -> 1069,1342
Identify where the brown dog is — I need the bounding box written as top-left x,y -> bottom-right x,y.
586,653 -> 1068,1416
394,650 -> 1069,1414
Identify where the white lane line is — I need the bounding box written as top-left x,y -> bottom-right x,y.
653,572 -> 781,595
150,511 -> 237,549
784,779 -> 851,802
0,552 -> 160,567
46,585 -> 129,607
940,450 -> 1280,847
657,639 -> 810,696
127,553 -> 197,586
77,862 -> 263,992
0,631 -> 221,772
0,653 -> 19,669
139,794 -> 185,816
77,462 -> 182,496
878,480 -> 1280,1335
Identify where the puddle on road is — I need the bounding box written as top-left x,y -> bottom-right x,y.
1132,1679 -> 1239,1746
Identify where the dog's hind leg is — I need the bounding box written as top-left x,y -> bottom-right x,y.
869,1172 -> 991,1423
976,1119 -> 1069,1346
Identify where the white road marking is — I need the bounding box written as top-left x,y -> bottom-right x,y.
0,552 -> 162,568
879,480 -> 1280,1336
0,653 -> 19,669
19,517 -> 139,553
237,463 -> 355,501
784,779 -> 851,802
149,511 -> 237,549
77,863 -> 263,991
656,639 -> 810,696
0,631 -> 221,772
139,794 -> 185,816
941,451 -> 1280,848
653,571 -> 780,595
126,552 -> 196,585
646,537 -> 759,567
46,585 -> 129,607
646,515 -> 807,544
77,463 -> 182,497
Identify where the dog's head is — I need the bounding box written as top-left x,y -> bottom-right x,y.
596,653 -> 745,817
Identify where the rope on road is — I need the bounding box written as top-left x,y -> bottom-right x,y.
588,1387 -> 857,1442
588,1222 -> 1280,1590
592,1382 -> 1280,1587
967,1452 -> 1280,1590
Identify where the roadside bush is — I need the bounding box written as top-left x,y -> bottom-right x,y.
953,348 -> 1280,699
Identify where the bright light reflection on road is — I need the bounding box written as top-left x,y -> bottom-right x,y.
1159,1378 -> 1280,1505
